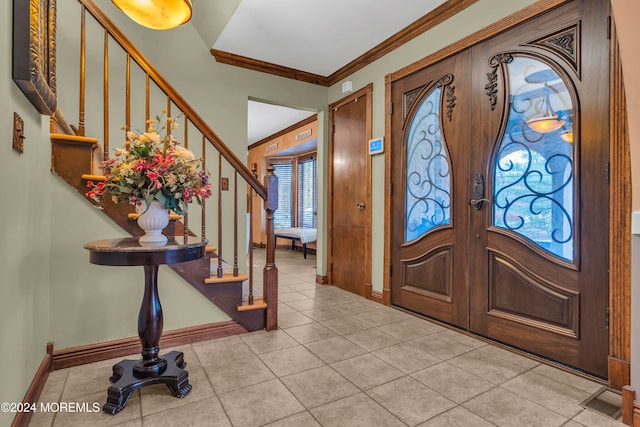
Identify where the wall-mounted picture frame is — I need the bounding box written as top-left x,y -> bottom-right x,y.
13,0 -> 57,115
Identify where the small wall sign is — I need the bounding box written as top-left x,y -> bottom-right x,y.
368,137 -> 384,155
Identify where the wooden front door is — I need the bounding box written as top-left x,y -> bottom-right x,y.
329,85 -> 372,295
390,0 -> 609,377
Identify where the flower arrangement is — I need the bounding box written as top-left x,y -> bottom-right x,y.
86,111 -> 212,215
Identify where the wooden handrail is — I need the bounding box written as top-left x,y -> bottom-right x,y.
78,0 -> 267,200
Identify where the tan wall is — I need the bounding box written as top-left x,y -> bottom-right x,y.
247,120 -> 318,246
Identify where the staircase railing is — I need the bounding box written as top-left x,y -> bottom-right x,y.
60,0 -> 278,330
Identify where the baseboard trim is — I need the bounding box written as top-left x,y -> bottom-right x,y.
52,320 -> 246,370
364,283 -> 391,306
622,385 -> 634,425
12,343 -> 53,427
316,274 -> 328,285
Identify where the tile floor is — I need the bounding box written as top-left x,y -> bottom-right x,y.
29,248 -> 625,427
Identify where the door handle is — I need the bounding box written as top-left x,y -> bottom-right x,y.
356,202 -> 365,210
470,173 -> 490,210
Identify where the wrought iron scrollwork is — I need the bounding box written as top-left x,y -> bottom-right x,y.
492,55 -> 575,261
405,87 -> 451,242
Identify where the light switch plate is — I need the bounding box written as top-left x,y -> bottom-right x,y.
632,211 -> 640,235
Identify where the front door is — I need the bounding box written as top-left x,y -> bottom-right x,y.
390,0 -> 609,377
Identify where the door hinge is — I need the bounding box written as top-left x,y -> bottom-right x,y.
606,161 -> 610,184
390,102 -> 394,115
389,264 -> 393,276
607,16 -> 611,39
389,182 -> 393,196
605,307 -> 610,330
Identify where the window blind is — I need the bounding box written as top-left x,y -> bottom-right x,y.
272,162 -> 293,228
298,157 -> 317,228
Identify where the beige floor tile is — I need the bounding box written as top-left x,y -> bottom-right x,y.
219,379 -> 305,427
278,303 -> 298,314
409,333 -> 478,361
240,329 -> 299,354
376,318 -> 445,341
203,354 -> 275,394
279,292 -> 311,303
278,311 -> 315,328
352,310 -> 404,327
281,365 -> 359,408
284,322 -> 338,344
531,364 -> 605,394
310,392 -> 405,427
501,371 -> 592,418
60,357 -> 134,402
330,301 -> 377,315
285,298 -> 326,311
142,396 -> 231,426
571,408 -> 625,426
344,328 -> 402,352
263,411 -> 321,426
367,376 -> 456,426
192,335 -> 254,367
417,406 -> 496,427
448,348 -> 530,385
411,361 -> 494,404
331,353 -> 404,390
259,345 -> 325,377
463,387 -> 568,426
477,344 -> 540,369
373,343 -> 441,374
300,307 -> 345,322
139,366 -> 213,416
52,390 -> 141,427
320,316 -> 371,335
304,336 -> 368,364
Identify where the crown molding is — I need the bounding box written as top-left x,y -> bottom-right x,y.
210,0 -> 478,87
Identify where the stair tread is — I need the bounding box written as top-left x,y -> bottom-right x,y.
82,174 -> 106,181
204,272 -> 248,284
51,133 -> 99,145
237,298 -> 267,311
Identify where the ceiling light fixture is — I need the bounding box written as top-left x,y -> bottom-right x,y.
560,129 -> 573,143
112,0 -> 192,30
525,71 -> 565,134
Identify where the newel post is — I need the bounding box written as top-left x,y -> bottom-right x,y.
264,165 -> 278,330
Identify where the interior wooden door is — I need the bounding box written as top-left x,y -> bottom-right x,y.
329,86 -> 371,295
390,53 -> 471,328
390,0 -> 609,377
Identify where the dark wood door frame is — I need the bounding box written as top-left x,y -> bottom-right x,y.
383,0 -> 631,389
327,83 -> 373,296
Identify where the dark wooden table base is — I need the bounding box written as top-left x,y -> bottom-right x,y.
103,351 -> 192,415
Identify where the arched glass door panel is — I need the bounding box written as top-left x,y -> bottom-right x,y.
493,55 -> 575,261
405,86 -> 451,242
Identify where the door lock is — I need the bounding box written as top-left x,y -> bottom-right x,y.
356,202 -> 365,210
470,173 -> 490,210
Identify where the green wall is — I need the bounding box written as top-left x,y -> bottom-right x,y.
0,0 -> 52,422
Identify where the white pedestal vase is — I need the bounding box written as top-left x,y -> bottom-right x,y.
136,200 -> 169,244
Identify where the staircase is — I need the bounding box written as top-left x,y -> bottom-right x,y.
49,0 -> 278,332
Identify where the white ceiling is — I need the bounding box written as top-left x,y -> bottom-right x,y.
201,0 -> 448,144
212,0 -> 447,76
247,101 -> 315,145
